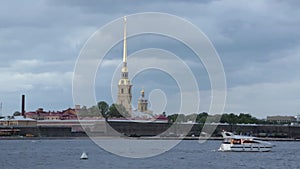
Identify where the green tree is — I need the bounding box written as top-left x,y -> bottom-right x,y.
88,105 -> 100,117
196,112 -> 208,123
77,105 -> 101,118
238,113 -> 255,124
167,114 -> 178,123
185,113 -> 198,122
13,111 -> 21,116
221,113 -> 239,124
97,101 -> 109,121
167,114 -> 186,123
177,114 -> 186,122
108,104 -> 130,118
81,106 -> 87,110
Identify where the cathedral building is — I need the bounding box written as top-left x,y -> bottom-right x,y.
116,17 -> 152,117
117,16 -> 133,114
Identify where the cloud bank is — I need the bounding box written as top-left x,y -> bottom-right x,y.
0,0 -> 300,118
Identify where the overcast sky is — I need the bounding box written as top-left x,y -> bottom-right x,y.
1,0 -> 300,118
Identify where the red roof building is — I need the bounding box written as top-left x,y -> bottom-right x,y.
24,108 -> 77,120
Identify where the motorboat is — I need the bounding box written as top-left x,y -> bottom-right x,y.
218,131 -> 273,152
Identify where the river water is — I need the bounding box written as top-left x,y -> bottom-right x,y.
0,139 -> 299,169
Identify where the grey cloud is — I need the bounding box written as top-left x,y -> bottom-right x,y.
1,0 -> 300,116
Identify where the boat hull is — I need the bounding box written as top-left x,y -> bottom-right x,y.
219,131 -> 274,152
219,143 -> 272,152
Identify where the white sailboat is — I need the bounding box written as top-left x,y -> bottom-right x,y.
80,152 -> 88,160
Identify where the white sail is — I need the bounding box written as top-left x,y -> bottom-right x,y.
80,152 -> 88,160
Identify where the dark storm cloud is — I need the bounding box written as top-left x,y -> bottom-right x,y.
46,0 -> 214,14
0,0 -> 300,117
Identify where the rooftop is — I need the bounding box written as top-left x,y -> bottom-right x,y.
0,116 -> 36,121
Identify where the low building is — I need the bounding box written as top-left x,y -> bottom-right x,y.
44,114 -> 61,120
296,114 -> 300,122
267,116 -> 296,124
25,108 -> 77,120
0,116 -> 37,127
153,114 -> 168,123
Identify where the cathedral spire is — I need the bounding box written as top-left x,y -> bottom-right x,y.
123,16 -> 127,63
117,16 -> 132,114
121,16 -> 128,79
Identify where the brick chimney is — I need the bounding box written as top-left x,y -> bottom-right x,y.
21,94 -> 25,117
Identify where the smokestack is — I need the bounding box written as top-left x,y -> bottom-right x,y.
21,94 -> 25,117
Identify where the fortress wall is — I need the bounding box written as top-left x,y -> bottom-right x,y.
1,122 -> 299,138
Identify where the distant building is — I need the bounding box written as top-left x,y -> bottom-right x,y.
153,114 -> 168,122
137,89 -> 149,113
44,114 -> 61,120
0,116 -> 37,127
130,88 -> 155,119
24,108 -> 77,120
267,116 -> 296,124
296,114 -> 300,122
117,16 -> 132,114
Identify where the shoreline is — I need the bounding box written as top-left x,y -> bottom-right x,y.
1,136 -> 299,141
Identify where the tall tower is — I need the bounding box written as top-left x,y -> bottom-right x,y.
138,89 -> 148,112
117,16 -> 132,114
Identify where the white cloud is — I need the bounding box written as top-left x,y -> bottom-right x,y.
229,47 -> 300,86
0,71 -> 73,92
0,59 -> 73,93
226,80 -> 300,118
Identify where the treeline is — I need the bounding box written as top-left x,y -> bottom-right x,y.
167,112 -> 269,124
78,101 -> 269,124
77,101 -> 130,120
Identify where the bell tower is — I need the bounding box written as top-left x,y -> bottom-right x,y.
138,89 -> 148,112
117,16 -> 132,114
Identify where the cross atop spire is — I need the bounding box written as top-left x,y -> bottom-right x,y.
123,16 -> 127,63
141,88 -> 145,98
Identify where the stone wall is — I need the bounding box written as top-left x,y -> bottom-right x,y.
1,122 -> 300,138
107,122 -> 300,138
14,126 -> 72,137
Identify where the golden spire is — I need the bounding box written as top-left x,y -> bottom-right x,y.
123,16 -> 127,63
141,88 -> 145,98
121,16 -> 129,79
